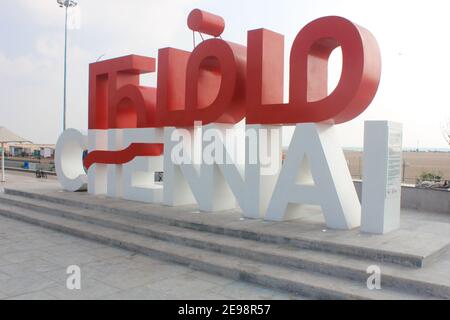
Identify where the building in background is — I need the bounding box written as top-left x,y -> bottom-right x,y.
6,143 -> 55,159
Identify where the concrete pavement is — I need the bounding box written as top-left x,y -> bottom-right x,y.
0,214 -> 301,300
0,171 -> 302,300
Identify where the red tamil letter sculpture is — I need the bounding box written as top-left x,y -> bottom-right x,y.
247,16 -> 381,125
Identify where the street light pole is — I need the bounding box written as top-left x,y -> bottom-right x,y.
57,0 -> 78,132
63,4 -> 68,132
1,143 -> 5,183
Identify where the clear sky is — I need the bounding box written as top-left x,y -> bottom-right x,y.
1,0 -> 450,149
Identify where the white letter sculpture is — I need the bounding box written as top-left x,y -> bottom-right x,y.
55,129 -> 88,192
87,130 -> 108,195
361,121 -> 403,234
163,123 -> 282,217
122,128 -> 164,203
107,129 -> 124,198
265,123 -> 361,230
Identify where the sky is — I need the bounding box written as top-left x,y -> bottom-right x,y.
1,0 -> 450,149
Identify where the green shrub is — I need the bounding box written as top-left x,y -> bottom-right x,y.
419,171 -> 442,182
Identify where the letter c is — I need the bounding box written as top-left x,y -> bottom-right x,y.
55,129 -> 88,192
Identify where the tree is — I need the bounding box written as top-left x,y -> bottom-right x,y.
442,118 -> 450,145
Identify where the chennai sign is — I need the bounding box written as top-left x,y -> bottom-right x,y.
56,9 -> 401,233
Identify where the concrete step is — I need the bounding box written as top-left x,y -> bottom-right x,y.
0,193 -> 448,299
0,202 -> 433,300
5,188 -> 447,269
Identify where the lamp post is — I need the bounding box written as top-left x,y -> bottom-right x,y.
57,0 -> 78,132
1,143 -> 5,183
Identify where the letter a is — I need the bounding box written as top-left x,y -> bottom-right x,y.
265,123 -> 360,230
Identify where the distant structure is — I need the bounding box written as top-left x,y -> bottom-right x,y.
6,143 -> 55,159
442,119 -> 450,145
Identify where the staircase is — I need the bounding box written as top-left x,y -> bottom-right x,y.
0,188 -> 449,300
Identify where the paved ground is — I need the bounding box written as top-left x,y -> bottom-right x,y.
0,171 -> 302,300
2,170 -> 450,300
0,215 -> 304,300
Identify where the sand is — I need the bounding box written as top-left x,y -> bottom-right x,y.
344,151 -> 450,184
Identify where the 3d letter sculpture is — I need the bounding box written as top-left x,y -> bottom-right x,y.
56,9 -> 393,232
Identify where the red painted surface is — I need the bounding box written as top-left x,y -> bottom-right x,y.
187,9 -> 225,37
185,39 -> 247,125
88,55 -> 156,129
83,143 -> 164,170
247,16 -> 381,125
85,10 -> 381,168
156,39 -> 247,127
110,85 -> 157,128
156,48 -> 190,127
